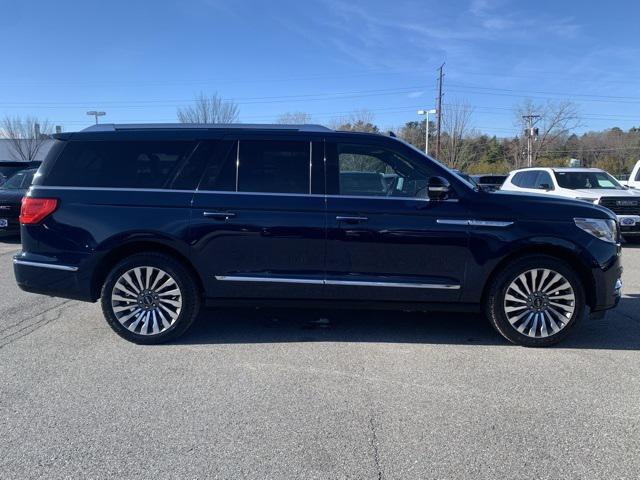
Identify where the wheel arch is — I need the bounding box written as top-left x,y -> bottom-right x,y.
480,244 -> 596,309
90,240 -> 204,301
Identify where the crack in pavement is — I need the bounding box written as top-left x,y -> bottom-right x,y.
0,300 -> 74,349
368,414 -> 383,480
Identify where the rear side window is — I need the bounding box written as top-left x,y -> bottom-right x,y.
39,141 -> 196,189
237,140 -> 310,194
533,171 -> 553,189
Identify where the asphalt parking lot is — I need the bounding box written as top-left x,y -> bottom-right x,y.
0,237 -> 638,479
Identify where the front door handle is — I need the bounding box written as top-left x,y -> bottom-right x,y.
203,211 -> 236,221
336,215 -> 369,224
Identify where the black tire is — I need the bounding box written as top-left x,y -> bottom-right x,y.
484,255 -> 585,347
100,252 -> 200,344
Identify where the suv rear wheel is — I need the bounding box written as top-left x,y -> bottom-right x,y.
485,255 -> 585,347
100,252 -> 200,344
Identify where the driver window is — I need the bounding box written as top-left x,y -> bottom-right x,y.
337,143 -> 428,198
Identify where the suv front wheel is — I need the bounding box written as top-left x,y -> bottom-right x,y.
101,252 -> 200,344
485,255 -> 585,347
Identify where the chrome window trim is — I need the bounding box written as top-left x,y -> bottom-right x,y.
215,275 -> 459,289
30,186 -> 459,202
31,186 -> 196,193
235,141 -> 240,192
309,141 -> 313,195
13,259 -> 79,272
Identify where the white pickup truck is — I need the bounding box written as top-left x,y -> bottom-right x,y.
501,167 -> 640,240
622,161 -> 640,189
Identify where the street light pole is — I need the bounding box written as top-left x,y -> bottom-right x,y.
86,111 -> 106,124
417,109 -> 437,155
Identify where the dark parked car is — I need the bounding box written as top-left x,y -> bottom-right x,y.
0,168 -> 37,236
0,161 -> 41,182
14,124 -> 622,346
471,174 -> 507,192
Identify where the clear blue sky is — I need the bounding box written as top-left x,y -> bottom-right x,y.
1,0 -> 639,136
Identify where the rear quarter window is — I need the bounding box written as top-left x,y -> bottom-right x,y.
38,140 -> 197,189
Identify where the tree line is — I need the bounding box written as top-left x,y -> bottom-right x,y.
3,92 -> 639,176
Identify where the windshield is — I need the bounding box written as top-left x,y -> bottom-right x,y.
554,170 -> 624,190
1,170 -> 35,190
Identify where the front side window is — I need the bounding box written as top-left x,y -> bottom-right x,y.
237,140 -> 310,194
40,141 -> 196,189
335,143 -> 429,198
554,171 -> 624,190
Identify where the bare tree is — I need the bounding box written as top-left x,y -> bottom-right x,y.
514,99 -> 581,166
330,109 -> 379,133
0,116 -> 52,162
177,92 -> 239,124
440,101 -> 474,169
276,112 -> 313,124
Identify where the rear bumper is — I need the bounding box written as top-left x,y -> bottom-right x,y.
13,254 -> 96,302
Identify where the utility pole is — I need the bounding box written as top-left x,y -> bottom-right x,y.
435,63 -> 445,160
522,114 -> 540,167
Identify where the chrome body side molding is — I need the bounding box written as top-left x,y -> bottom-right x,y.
215,275 -> 460,289
13,259 -> 79,272
437,219 -> 513,227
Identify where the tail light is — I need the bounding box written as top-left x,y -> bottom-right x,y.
20,197 -> 58,225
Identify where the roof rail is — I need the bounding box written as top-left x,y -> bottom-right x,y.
80,123 -> 333,133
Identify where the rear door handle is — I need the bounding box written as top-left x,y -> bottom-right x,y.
203,211 -> 236,220
336,216 -> 369,224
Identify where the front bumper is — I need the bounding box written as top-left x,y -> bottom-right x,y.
590,249 -> 623,314
617,215 -> 640,236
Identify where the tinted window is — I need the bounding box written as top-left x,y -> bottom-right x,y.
1,169 -> 35,190
40,141 -> 196,188
554,171 -> 624,190
475,175 -> 506,185
238,140 -> 310,194
512,171 -> 537,188
335,143 -> 431,198
533,171 -> 553,189
198,140 -> 237,191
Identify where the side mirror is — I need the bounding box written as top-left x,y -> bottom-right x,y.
427,176 -> 451,201
538,183 -> 551,190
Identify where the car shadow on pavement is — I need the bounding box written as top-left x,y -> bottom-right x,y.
177,296 -> 640,350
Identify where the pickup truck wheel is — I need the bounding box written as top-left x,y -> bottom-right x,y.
100,253 -> 200,344
485,255 -> 585,347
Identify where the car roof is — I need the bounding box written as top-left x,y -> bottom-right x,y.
509,167 -> 606,174
79,123 -> 333,134
552,168 -> 606,173
52,123 -> 402,143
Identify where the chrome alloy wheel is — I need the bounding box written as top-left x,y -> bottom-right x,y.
503,268 -> 576,338
111,267 -> 182,336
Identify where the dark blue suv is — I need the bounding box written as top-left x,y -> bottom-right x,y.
13,124 -> 622,346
